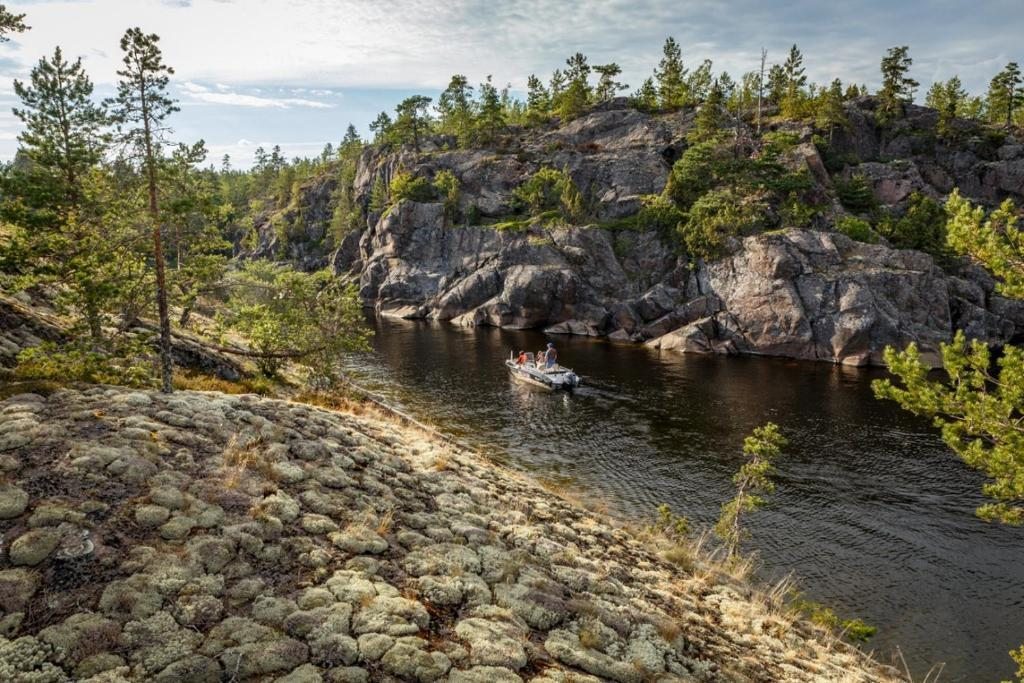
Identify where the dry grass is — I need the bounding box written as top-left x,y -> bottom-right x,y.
221,433 -> 273,489
375,508 -> 395,536
173,369 -> 276,396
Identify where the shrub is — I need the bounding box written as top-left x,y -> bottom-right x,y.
15,339 -> 157,388
679,189 -> 767,260
835,175 -> 876,214
875,192 -> 948,256
762,130 -> 801,154
512,167 -> 585,223
835,216 -> 877,243
791,594 -> 877,643
663,141 -> 719,209
388,171 -> 434,204
779,192 -> 819,228
432,170 -> 460,223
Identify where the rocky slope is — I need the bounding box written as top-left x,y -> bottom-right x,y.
250,99 -> 1024,366
0,386 -> 899,682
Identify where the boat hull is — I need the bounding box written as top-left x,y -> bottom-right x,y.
505,361 -> 580,391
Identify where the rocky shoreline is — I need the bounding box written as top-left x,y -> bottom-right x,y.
0,386 -> 901,682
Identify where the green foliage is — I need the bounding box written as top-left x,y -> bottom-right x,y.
834,175 -> 876,214
0,4 -> 27,40
437,74 -> 475,146
12,47 -> 108,210
688,81 -> 724,143
475,75 -> 506,145
779,192 -> 818,228
15,338 -> 157,389
790,595 -> 877,643
1006,645 -> 1024,683
369,176 -> 388,213
512,167 -> 584,223
222,262 -> 371,388
945,190 -> 1024,298
877,46 -> 918,124
875,331 -> 1024,525
836,215 -> 877,244
388,171 -> 434,205
679,188 -> 766,260
651,503 -> 691,539
876,192 -> 948,256
780,44 -> 808,119
554,52 -> 592,120
814,79 -> 848,139
714,422 -> 788,558
655,37 -> 688,109
987,62 -> 1023,128
392,95 -> 432,150
926,76 -> 969,136
433,169 -> 460,223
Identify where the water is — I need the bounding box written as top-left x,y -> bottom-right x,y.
342,317 -> 1024,681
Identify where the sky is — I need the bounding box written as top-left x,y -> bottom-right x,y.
0,0 -> 1020,168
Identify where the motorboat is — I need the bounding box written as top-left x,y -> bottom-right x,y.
506,351 -> 581,391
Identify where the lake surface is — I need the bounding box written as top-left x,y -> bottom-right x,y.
342,317 -> 1023,681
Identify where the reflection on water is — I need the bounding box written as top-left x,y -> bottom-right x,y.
342,318 -> 1023,681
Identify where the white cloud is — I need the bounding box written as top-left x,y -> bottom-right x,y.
179,81 -> 332,109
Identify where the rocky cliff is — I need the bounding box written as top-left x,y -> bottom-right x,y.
0,386 -> 900,681
260,99 -> 1024,366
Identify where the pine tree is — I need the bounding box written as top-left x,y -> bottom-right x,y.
815,78 -> 847,141
689,80 -> 724,143
878,46 -> 918,122
987,62 -> 1023,128
926,76 -> 967,135
392,95 -> 432,151
781,44 -> 807,118
476,75 -> 505,145
593,63 -> 627,102
437,74 -> 475,146
686,59 -> 713,103
631,77 -> 658,112
341,123 -> 361,149
655,36 -> 688,109
557,52 -> 591,120
715,423 -> 787,559
766,64 -> 786,105
526,74 -> 550,124
369,112 -> 392,144
0,3 -> 27,40
12,47 -> 108,209
107,27 -> 180,393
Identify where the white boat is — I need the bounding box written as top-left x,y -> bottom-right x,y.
506,351 -> 581,391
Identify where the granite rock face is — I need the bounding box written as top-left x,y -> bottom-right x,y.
329,101 -> 1022,366
0,387 -> 900,681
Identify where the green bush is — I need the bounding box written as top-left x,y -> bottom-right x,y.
679,189 -> 766,260
836,216 -> 877,243
835,175 -> 876,214
432,170 -> 460,222
779,192 -> 819,228
876,192 -> 948,257
388,171 -> 435,204
512,167 -> 584,223
762,130 -> 801,154
15,339 -> 157,388
663,141 -> 719,209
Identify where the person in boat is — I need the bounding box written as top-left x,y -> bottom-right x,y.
535,348 -> 546,369
544,342 -> 558,369
516,350 -> 528,366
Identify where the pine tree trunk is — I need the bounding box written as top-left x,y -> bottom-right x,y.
141,88 -> 174,393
